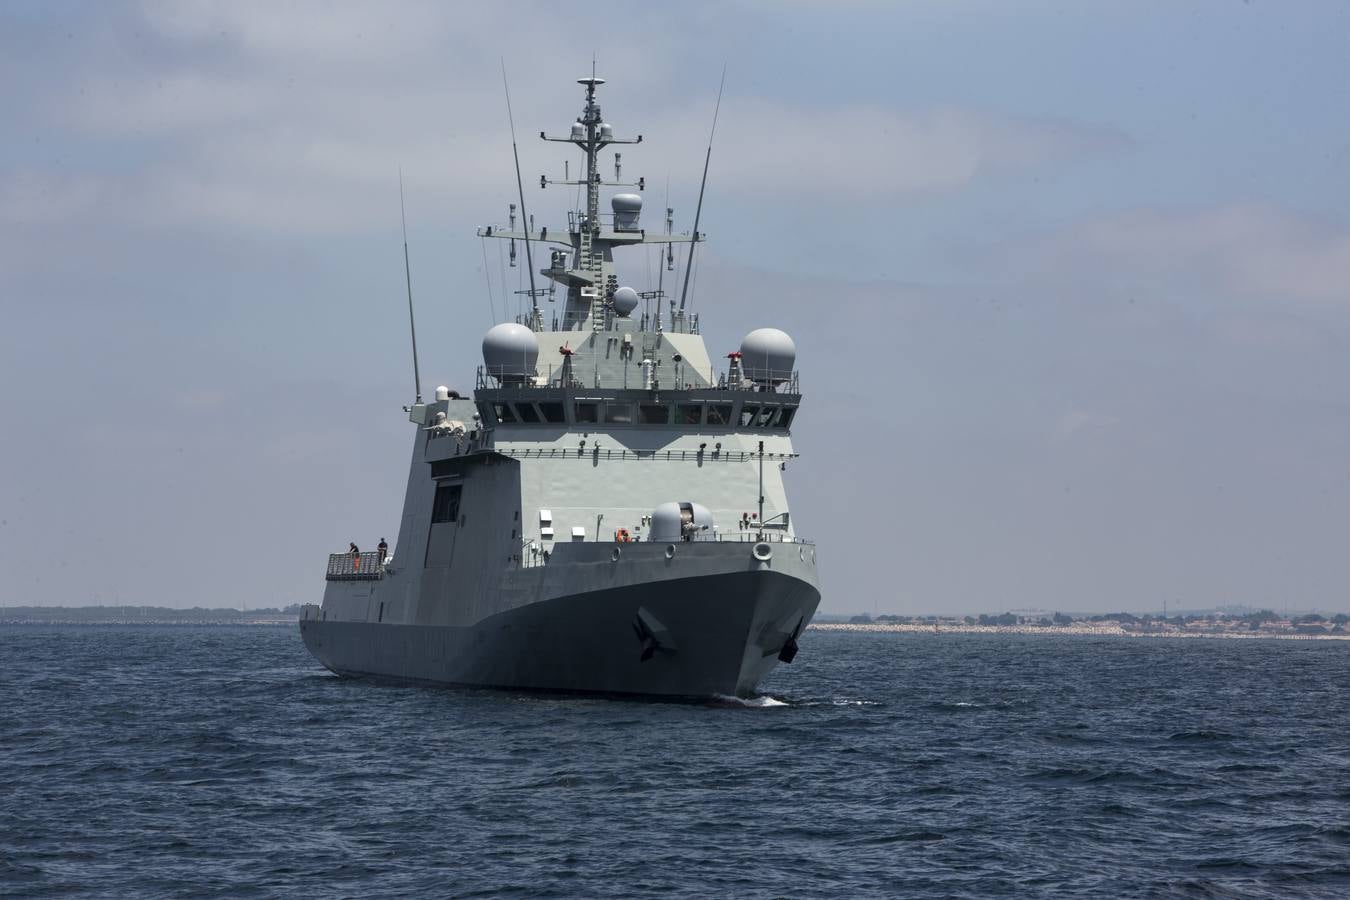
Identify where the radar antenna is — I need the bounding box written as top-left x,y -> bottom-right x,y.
678,65 -> 726,314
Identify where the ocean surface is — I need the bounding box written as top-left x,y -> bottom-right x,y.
2,627 -> 1348,899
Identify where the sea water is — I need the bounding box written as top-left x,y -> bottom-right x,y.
2,626 -> 1348,898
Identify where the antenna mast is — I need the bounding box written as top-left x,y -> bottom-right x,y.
398,167 -> 422,404
538,71 -> 643,331
679,65 -> 726,314
501,61 -> 541,331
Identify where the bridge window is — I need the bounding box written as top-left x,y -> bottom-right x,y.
514,403 -> 541,423
676,404 -> 702,425
739,405 -> 760,427
539,401 -> 566,424
706,404 -> 732,426
755,406 -> 778,427
492,403 -> 516,424
574,401 -> 599,423
604,401 -> 635,424
778,406 -> 797,428
639,403 -> 670,425
431,483 -> 462,524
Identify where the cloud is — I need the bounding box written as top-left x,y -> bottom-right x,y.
139,0 -> 453,60
3,1 -> 1127,237
1007,204 -> 1350,305
697,102 -> 1127,198
1056,409 -> 1119,441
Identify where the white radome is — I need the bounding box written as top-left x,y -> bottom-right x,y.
482,322 -> 539,379
740,327 -> 797,385
612,286 -> 639,317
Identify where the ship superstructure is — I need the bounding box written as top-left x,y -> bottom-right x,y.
299,75 -> 820,697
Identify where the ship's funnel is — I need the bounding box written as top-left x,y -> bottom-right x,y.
482,322 -> 539,384
650,501 -> 715,543
740,328 -> 796,387
612,193 -> 642,231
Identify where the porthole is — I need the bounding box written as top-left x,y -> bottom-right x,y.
611,546 -> 622,562
665,544 -> 676,560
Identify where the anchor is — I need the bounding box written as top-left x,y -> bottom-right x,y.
631,607 -> 677,663
632,615 -> 661,662
778,616 -> 805,664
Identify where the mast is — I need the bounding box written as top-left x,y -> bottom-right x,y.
398,167 -> 422,404
483,75 -> 712,334
581,76 -> 602,241
678,67 -> 726,315
501,63 -> 542,331
539,75 -> 643,331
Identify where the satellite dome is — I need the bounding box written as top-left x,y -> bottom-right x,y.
570,121 -> 584,140
599,123 -> 614,140
649,501 -> 715,543
482,322 -> 539,383
611,193 -> 642,231
740,328 -> 796,386
612,286 -> 639,317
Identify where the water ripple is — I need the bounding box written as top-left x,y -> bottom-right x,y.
1,626 -> 1348,898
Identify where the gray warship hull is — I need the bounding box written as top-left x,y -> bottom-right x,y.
302,542 -> 819,697
301,74 -> 824,700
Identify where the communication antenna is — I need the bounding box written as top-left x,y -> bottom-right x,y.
501,60 -> 540,328
657,183 -> 672,296
398,166 -> 422,404
678,64 -> 726,313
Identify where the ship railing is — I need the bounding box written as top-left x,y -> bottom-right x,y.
495,447 -> 795,463
325,552 -> 385,581
502,310 -> 700,336
475,365 -> 799,394
516,531 -> 811,568
712,368 -> 800,393
709,530 -> 808,543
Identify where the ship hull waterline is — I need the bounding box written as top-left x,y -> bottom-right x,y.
300,569 -> 819,699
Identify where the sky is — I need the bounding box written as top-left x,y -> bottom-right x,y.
3,0 -> 1350,615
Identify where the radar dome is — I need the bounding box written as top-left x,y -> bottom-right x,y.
612,286 -> 639,317
482,322 -> 539,383
649,501 -> 715,543
611,193 -> 642,231
740,328 -> 797,386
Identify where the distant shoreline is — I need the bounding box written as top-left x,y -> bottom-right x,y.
3,617 -> 1345,640
0,606 -> 300,627
810,622 -> 1350,641
0,618 -> 295,627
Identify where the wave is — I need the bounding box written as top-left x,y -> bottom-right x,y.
711,694 -> 788,708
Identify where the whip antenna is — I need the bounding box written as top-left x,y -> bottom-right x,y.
678,64 -> 725,313
399,166 -> 422,404
501,60 -> 539,328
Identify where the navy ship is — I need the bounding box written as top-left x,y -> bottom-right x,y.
299,74 -> 820,697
